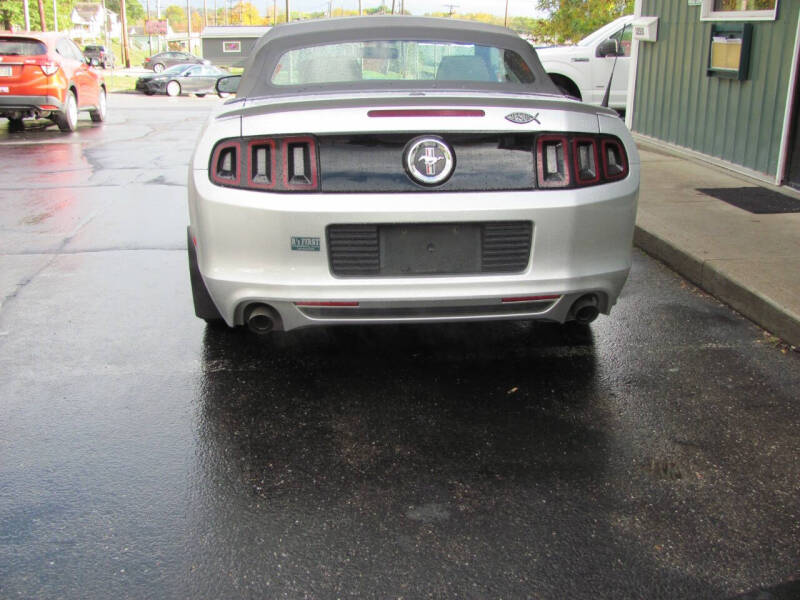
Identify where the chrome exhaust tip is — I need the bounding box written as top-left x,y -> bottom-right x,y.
571,294 -> 599,325
244,304 -> 277,335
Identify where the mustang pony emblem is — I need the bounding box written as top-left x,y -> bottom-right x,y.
404,136 -> 455,186
418,148 -> 445,175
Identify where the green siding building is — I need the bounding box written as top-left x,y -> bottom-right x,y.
627,0 -> 800,189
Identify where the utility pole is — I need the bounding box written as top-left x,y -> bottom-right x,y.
204,0 -> 207,27
120,0 -> 130,67
504,0 -> 509,27
37,0 -> 46,31
52,0 -> 57,31
285,0 -> 289,22
390,0 -> 395,14
146,0 -> 152,57
358,0 -> 361,15
273,0 -> 276,24
444,3 -> 457,17
186,0 -> 191,53
23,0 -> 30,30
101,0 -> 109,60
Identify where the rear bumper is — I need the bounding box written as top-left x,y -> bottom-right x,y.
189,170 -> 639,330
0,94 -> 63,114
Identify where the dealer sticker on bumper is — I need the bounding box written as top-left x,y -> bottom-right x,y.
291,236 -> 320,252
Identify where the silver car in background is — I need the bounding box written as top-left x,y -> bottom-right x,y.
187,16 -> 639,334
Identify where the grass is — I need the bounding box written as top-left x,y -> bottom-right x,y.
103,73 -> 138,93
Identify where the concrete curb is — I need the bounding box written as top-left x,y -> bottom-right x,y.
634,226 -> 800,348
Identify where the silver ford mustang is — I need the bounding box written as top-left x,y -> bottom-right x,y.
187,16 -> 639,334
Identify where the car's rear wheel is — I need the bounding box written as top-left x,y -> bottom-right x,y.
153,62 -> 165,73
166,80 -> 181,97
90,88 -> 107,123
54,90 -> 78,132
187,228 -> 224,323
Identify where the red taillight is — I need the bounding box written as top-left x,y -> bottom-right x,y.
282,137 -> 318,190
29,58 -> 59,75
601,138 -> 629,181
536,135 -> 570,188
247,138 -> 276,189
40,105 -> 59,110
210,136 -> 319,192
536,133 -> 629,189
210,140 -> 240,186
572,138 -> 600,186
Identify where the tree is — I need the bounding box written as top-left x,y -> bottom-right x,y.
191,9 -> 204,31
537,0 -> 633,43
165,4 -> 186,31
0,0 -> 24,30
230,1 -> 262,25
106,0 -> 144,23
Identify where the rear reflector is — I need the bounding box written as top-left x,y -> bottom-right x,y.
294,301 -> 359,307
40,105 -> 59,110
367,109 -> 485,118
501,295 -> 561,303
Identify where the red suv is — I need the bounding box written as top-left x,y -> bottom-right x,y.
0,32 -> 106,132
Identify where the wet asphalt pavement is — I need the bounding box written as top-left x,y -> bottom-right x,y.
0,94 -> 799,599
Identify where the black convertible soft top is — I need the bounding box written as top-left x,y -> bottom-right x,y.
235,16 -> 560,99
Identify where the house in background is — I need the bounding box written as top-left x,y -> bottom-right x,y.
625,0 -> 800,189
69,3 -> 121,40
200,26 -> 270,67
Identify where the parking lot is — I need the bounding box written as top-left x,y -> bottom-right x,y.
0,93 -> 799,599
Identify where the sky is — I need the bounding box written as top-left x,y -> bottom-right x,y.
240,0 -> 547,18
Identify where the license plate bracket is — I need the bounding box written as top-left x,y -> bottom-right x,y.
380,223 -> 481,276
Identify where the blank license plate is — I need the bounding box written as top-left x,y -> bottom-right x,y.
380,223 -> 481,275
0,66 -> 11,76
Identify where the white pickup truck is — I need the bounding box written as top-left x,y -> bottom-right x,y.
537,15 -> 634,112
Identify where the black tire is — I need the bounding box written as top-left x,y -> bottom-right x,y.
8,117 -> 24,132
54,89 -> 78,132
188,227 -> 224,323
144,90 -> 155,96
89,87 -> 107,123
195,93 -> 206,98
